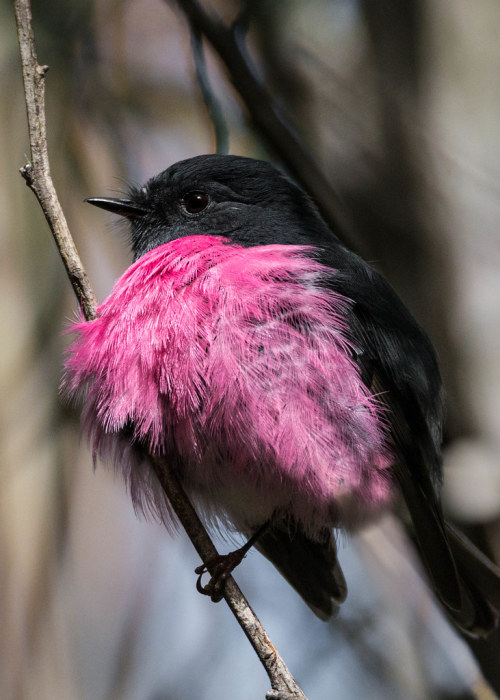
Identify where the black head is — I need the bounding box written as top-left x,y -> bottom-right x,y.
86,154 -> 336,260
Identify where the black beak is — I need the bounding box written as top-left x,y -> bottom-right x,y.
85,197 -> 149,218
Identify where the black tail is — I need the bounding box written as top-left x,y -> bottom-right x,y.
400,468 -> 500,636
444,522 -> 500,635
255,521 -> 347,620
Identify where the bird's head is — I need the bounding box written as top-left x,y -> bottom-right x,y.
86,154 -> 335,260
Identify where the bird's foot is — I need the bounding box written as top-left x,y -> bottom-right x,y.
195,521 -> 271,602
195,548 -> 247,602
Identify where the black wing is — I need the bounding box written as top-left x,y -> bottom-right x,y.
314,244 -> 499,635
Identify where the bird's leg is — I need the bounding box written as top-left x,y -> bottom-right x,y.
195,520 -> 271,602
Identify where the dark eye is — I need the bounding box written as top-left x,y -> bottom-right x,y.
182,191 -> 210,214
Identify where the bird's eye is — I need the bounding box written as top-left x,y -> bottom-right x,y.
182,191 -> 210,214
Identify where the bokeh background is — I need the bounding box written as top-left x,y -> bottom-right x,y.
2,1 -> 500,698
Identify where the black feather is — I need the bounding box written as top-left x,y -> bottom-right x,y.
255,521 -> 347,620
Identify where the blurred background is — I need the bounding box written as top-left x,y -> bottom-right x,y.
2,0 -> 500,698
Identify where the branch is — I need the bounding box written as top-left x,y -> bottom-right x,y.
174,0 -> 364,255
13,1 -> 308,698
150,457 -> 308,700
13,0 -> 97,322
190,26 -> 229,154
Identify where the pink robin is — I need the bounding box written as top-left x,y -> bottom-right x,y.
64,154 -> 500,634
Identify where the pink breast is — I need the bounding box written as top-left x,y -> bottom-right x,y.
64,235 -> 394,533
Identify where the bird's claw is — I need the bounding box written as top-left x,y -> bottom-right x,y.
195,549 -> 247,602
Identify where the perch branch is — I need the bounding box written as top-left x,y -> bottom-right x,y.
13,1 -> 307,697
150,457 -> 308,700
13,0 -> 97,322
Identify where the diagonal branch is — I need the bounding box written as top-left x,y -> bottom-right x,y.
13,1 -> 307,698
150,456 -> 308,700
13,0 -> 97,322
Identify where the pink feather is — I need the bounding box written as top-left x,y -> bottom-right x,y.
63,235 -> 394,535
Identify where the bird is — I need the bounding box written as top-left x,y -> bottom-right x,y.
64,153 -> 500,635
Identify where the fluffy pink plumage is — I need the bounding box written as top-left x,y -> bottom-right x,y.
64,235 -> 394,535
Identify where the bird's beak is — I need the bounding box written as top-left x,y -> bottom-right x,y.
85,197 -> 149,218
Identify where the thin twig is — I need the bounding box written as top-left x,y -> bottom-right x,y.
150,457 -> 308,700
13,0 -> 97,322
174,0 -> 363,255
190,26 -> 229,154
13,1 -> 308,697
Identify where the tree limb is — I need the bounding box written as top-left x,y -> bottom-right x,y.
150,456 -> 308,700
13,0 -> 97,322
13,0 -> 308,697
